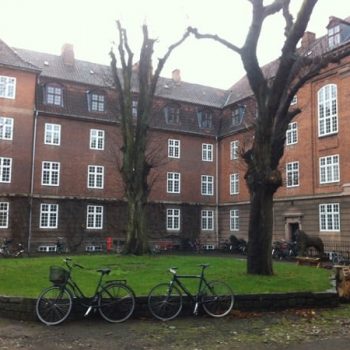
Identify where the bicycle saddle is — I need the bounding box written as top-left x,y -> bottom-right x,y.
97,268 -> 111,275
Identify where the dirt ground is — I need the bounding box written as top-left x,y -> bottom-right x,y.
1,305 -> 350,350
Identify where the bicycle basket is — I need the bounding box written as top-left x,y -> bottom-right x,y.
49,266 -> 69,285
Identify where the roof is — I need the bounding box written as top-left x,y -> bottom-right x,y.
0,39 -> 40,73
14,47 -> 229,108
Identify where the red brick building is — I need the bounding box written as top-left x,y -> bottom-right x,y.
1,16 -> 350,253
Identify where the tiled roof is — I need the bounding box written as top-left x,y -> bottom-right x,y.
0,39 -> 40,72
14,47 -> 229,108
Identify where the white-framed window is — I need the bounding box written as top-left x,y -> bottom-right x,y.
230,209 -> 239,231
132,99 -> 138,117
168,139 -> 180,158
286,161 -> 299,187
0,117 -> 14,140
318,84 -> 338,137
202,143 -> 213,162
87,205 -> 103,229
286,122 -> 298,145
44,123 -> 61,145
230,140 -> 239,160
291,95 -> 298,105
167,172 -> 181,193
0,76 -> 16,99
166,208 -> 180,231
0,202 -> 9,228
88,165 -> 104,189
41,161 -> 60,186
320,155 -> 339,184
46,84 -> 63,106
40,203 -> 58,229
328,25 -> 340,48
201,210 -> 214,230
90,129 -> 105,150
230,173 -> 239,195
201,175 -> 214,196
0,157 -> 12,183
90,93 -> 105,112
319,203 -> 340,231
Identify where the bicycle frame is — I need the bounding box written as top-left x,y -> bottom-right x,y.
60,260 -> 126,315
168,266 -> 212,314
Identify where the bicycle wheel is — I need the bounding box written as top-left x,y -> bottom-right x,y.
36,286 -> 72,325
148,283 -> 182,321
202,280 -> 234,318
98,283 -> 135,323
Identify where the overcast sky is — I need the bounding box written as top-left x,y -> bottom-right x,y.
1,0 -> 349,89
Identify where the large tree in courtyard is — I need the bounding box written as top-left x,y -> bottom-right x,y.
110,22 -> 188,254
189,0 -> 350,274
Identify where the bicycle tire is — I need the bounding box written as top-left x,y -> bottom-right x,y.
36,286 -> 73,325
148,283 -> 182,321
98,283 -> 135,323
202,280 -> 234,318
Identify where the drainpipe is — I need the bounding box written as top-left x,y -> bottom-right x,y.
215,136 -> 219,248
27,109 -> 38,253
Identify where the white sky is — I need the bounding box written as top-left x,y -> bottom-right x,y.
1,0 -> 349,89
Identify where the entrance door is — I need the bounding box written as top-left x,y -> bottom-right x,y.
290,223 -> 299,242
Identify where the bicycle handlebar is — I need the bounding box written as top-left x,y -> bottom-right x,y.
63,258 -> 85,270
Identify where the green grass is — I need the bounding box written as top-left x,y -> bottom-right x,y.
0,254 -> 332,298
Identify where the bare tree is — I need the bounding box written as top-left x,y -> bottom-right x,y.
110,22 -> 189,254
189,0 -> 350,274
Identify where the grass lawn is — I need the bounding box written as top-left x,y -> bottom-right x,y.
0,254 -> 332,298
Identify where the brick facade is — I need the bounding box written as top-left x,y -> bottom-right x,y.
1,16 -> 350,253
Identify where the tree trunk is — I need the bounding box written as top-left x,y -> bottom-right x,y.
244,118 -> 282,275
124,196 -> 148,254
247,185 -> 274,275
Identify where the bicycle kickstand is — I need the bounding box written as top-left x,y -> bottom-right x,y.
193,302 -> 199,315
84,306 -> 93,317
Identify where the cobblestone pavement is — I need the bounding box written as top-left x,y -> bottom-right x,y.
1,305 -> 350,349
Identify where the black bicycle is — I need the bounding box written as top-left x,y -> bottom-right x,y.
36,258 -> 135,325
148,264 -> 234,321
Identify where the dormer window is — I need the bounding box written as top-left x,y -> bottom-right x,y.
88,91 -> 105,112
197,109 -> 212,129
164,105 -> 180,124
328,25 -> 340,48
45,83 -> 63,106
232,105 -> 245,126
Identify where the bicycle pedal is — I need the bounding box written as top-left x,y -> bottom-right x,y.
84,306 -> 92,317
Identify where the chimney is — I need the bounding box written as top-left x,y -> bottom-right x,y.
61,43 -> 75,66
301,31 -> 316,49
172,69 -> 181,84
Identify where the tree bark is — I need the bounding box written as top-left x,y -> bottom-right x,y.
247,183 -> 275,275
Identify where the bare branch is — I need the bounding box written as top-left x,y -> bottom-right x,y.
151,30 -> 191,95
187,27 -> 241,54
269,0 -> 318,115
116,21 -> 127,71
263,0 -> 285,17
282,1 -> 294,36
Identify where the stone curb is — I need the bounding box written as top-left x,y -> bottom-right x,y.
0,291 -> 339,322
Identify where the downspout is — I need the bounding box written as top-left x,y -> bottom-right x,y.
215,136 -> 219,247
27,109 -> 38,253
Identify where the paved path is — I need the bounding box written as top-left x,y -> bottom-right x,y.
1,305 -> 350,350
